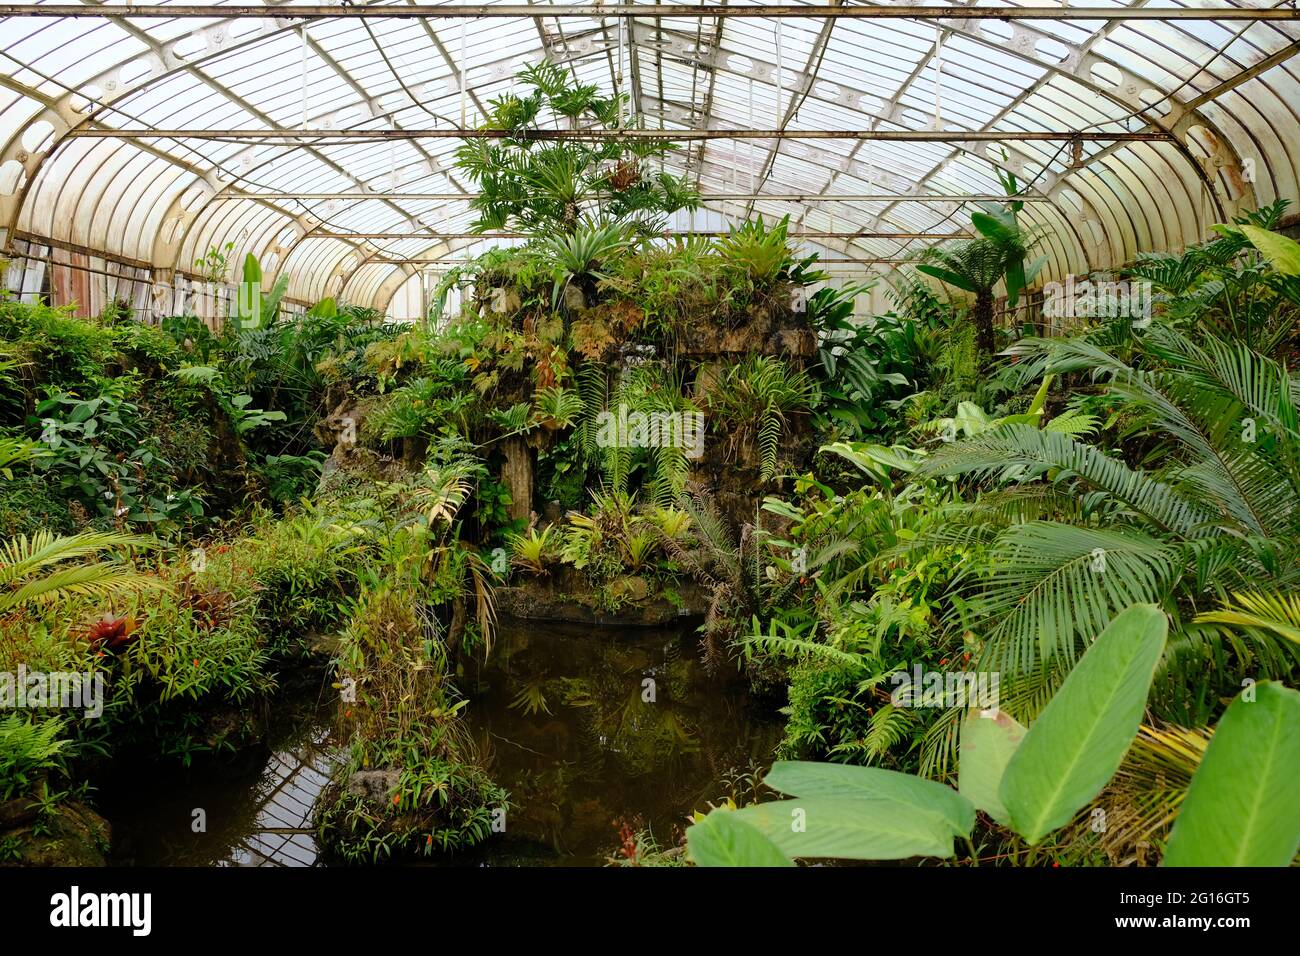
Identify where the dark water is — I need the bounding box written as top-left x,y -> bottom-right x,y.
461,620 -> 782,865
102,620 -> 782,866
101,681 -> 339,867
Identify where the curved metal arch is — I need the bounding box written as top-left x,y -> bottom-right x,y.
864,16 -> 1250,264
639,14 -> 1253,229
2,5 -> 1293,312
0,5 -> 313,243
1,6 -> 458,300
644,57 -> 1093,265
104,17 -> 617,300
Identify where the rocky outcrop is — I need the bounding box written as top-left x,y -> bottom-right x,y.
0,799 -> 110,867
495,566 -> 711,627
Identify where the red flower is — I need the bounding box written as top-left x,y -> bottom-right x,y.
940,658 -> 949,666
83,614 -> 138,653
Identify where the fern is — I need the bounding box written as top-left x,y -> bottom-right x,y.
741,619 -> 867,668
829,703 -> 917,762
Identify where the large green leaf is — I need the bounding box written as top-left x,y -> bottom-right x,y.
1240,224 -> 1300,277
241,252 -> 262,285
916,263 -> 978,293
1000,604 -> 1168,844
687,810 -> 794,867
971,209 -> 1018,243
1163,681 -> 1300,867
733,797 -> 959,861
764,760 -> 975,838
264,272 -> 290,321
958,711 -> 1027,827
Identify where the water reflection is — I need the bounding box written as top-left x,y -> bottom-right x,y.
103,621 -> 781,867
464,619 -> 782,865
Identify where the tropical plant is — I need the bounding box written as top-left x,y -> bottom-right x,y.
508,524 -> 559,574
0,715 -> 70,801
917,190 -> 1045,362
537,220 -> 635,311
913,323 -> 1300,681
233,253 -> 290,331
687,606 -> 1300,867
0,530 -> 162,612
454,62 -> 698,236
707,355 -> 817,482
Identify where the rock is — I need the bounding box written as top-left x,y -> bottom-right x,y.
317,445 -> 413,497
0,795 -> 39,830
345,769 -> 401,806
609,575 -> 650,603
495,570 -> 710,627
563,284 -> 587,311
0,801 -> 110,867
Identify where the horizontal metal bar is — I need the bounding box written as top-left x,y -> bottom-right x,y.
68,128 -> 1171,142
1,4 -> 1294,21
373,257 -> 911,266
317,230 -> 967,239
231,190 -> 1049,202
9,229 -> 153,271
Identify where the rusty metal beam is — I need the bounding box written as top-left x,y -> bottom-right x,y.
312,230 -> 970,239
67,128 -> 1174,142
367,255 -> 911,264
2,5 -> 1295,20
228,190 -> 1049,201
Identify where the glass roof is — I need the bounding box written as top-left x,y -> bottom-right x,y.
1,1 -> 1297,317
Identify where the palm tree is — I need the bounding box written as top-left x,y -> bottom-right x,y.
917,203 -> 1044,363
0,531 -> 162,613
910,324 -> 1300,678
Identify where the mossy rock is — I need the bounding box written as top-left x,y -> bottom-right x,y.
496,567 -> 709,627
0,801 -> 111,867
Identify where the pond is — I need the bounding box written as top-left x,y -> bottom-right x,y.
100,619 -> 783,866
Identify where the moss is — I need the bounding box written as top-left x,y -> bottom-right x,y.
0,801 -> 111,867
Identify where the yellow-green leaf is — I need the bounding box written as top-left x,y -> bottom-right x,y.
687,810 -> 794,867
958,711 -> 1027,826
1000,604 -> 1167,844
1163,682 -> 1300,867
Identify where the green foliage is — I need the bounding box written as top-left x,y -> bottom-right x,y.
956,711 -> 1025,826
998,605 -> 1167,843
0,715 -> 70,801
708,355 -> 816,482
687,808 -> 793,867
1162,681 -> 1300,867
536,220 -> 635,311
0,529 -> 161,612
508,524 -> 559,574
455,62 -> 698,237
